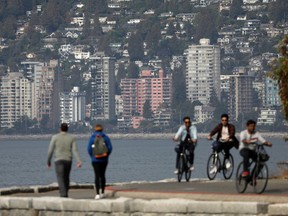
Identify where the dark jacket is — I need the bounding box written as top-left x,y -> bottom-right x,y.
209,123 -> 239,148
87,131 -> 112,163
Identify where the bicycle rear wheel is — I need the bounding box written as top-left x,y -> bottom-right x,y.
185,159 -> 191,182
207,153 -> 219,180
223,154 -> 234,179
235,161 -> 248,193
253,162 -> 268,194
177,156 -> 184,182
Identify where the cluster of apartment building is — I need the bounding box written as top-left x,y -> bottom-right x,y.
0,52 -> 116,129
186,38 -> 280,126
0,37 -> 281,130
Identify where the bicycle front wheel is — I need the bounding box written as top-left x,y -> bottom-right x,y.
253,162 -> 268,194
223,154 -> 234,179
177,156 -> 184,182
235,161 -> 248,193
207,153 -> 219,180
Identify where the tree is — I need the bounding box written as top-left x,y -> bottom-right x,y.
145,23 -> 161,56
128,32 -> 144,61
268,0 -> 288,25
229,0 -> 244,20
171,65 -> 186,109
268,36 -> 288,121
1,16 -> 17,39
127,62 -> 139,78
194,6 -> 219,43
116,63 -> 126,94
143,100 -> 153,119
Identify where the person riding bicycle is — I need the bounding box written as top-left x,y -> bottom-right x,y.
173,116 -> 197,174
239,119 -> 272,177
207,114 -> 239,169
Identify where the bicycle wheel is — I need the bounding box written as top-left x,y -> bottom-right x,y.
223,154 -> 234,179
207,153 -> 219,180
253,162 -> 268,194
185,159 -> 191,182
177,156 -> 184,182
235,161 -> 248,193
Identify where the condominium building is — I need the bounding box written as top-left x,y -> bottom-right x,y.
37,60 -> 58,122
264,77 -> 281,107
20,60 -> 59,123
120,69 -> 172,117
0,72 -> 33,128
186,38 -> 221,105
228,70 -> 254,121
90,52 -> 116,120
59,86 -> 86,124
257,108 -> 277,126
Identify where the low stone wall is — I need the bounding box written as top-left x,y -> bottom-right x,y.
0,196 -> 288,216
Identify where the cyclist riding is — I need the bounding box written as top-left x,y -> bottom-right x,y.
239,119 -> 272,178
207,114 -> 239,172
173,116 -> 197,174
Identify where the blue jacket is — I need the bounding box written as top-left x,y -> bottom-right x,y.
87,131 -> 112,163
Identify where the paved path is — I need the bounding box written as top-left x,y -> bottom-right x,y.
6,178 -> 288,203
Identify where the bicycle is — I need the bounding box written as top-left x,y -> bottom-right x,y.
206,144 -> 234,180
176,143 -> 193,182
235,144 -> 269,194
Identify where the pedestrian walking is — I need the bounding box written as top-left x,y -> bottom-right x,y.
47,123 -> 82,197
87,124 -> 112,199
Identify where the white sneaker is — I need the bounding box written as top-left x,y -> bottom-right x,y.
174,169 -> 179,174
225,161 -> 231,169
209,166 -> 217,174
100,193 -> 105,199
95,194 -> 101,200
190,166 -> 194,171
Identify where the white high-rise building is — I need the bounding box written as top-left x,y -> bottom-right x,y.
90,52 -> 116,120
186,38 -> 221,105
0,72 -> 33,128
59,87 -> 86,124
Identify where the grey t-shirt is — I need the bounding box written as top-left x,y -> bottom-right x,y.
47,132 -> 81,163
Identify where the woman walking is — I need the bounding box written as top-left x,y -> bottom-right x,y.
87,124 -> 113,199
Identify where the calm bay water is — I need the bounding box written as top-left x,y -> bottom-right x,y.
0,137 -> 287,188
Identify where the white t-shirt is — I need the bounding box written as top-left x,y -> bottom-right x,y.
239,129 -> 266,151
220,126 -> 229,141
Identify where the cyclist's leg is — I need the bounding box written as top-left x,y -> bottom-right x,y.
175,144 -> 180,169
175,143 -> 184,169
240,148 -> 251,176
250,151 -> 259,176
223,141 -> 234,159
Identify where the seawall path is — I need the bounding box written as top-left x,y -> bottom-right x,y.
1,179 -> 288,215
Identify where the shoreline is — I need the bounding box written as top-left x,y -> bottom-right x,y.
0,132 -> 287,141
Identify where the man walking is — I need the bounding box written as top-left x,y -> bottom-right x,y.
47,123 -> 82,197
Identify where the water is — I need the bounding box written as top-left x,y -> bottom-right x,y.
0,137 -> 287,188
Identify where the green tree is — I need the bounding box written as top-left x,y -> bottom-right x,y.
268,36 -> 288,121
98,35 -> 112,56
268,0 -> 288,25
145,23 -> 161,56
128,32 -> 144,61
143,100 -> 153,119
1,16 -> 17,39
171,65 -> 186,109
229,0 -> 244,19
194,7 -> 219,43
127,62 -> 139,78
116,63 -> 126,94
